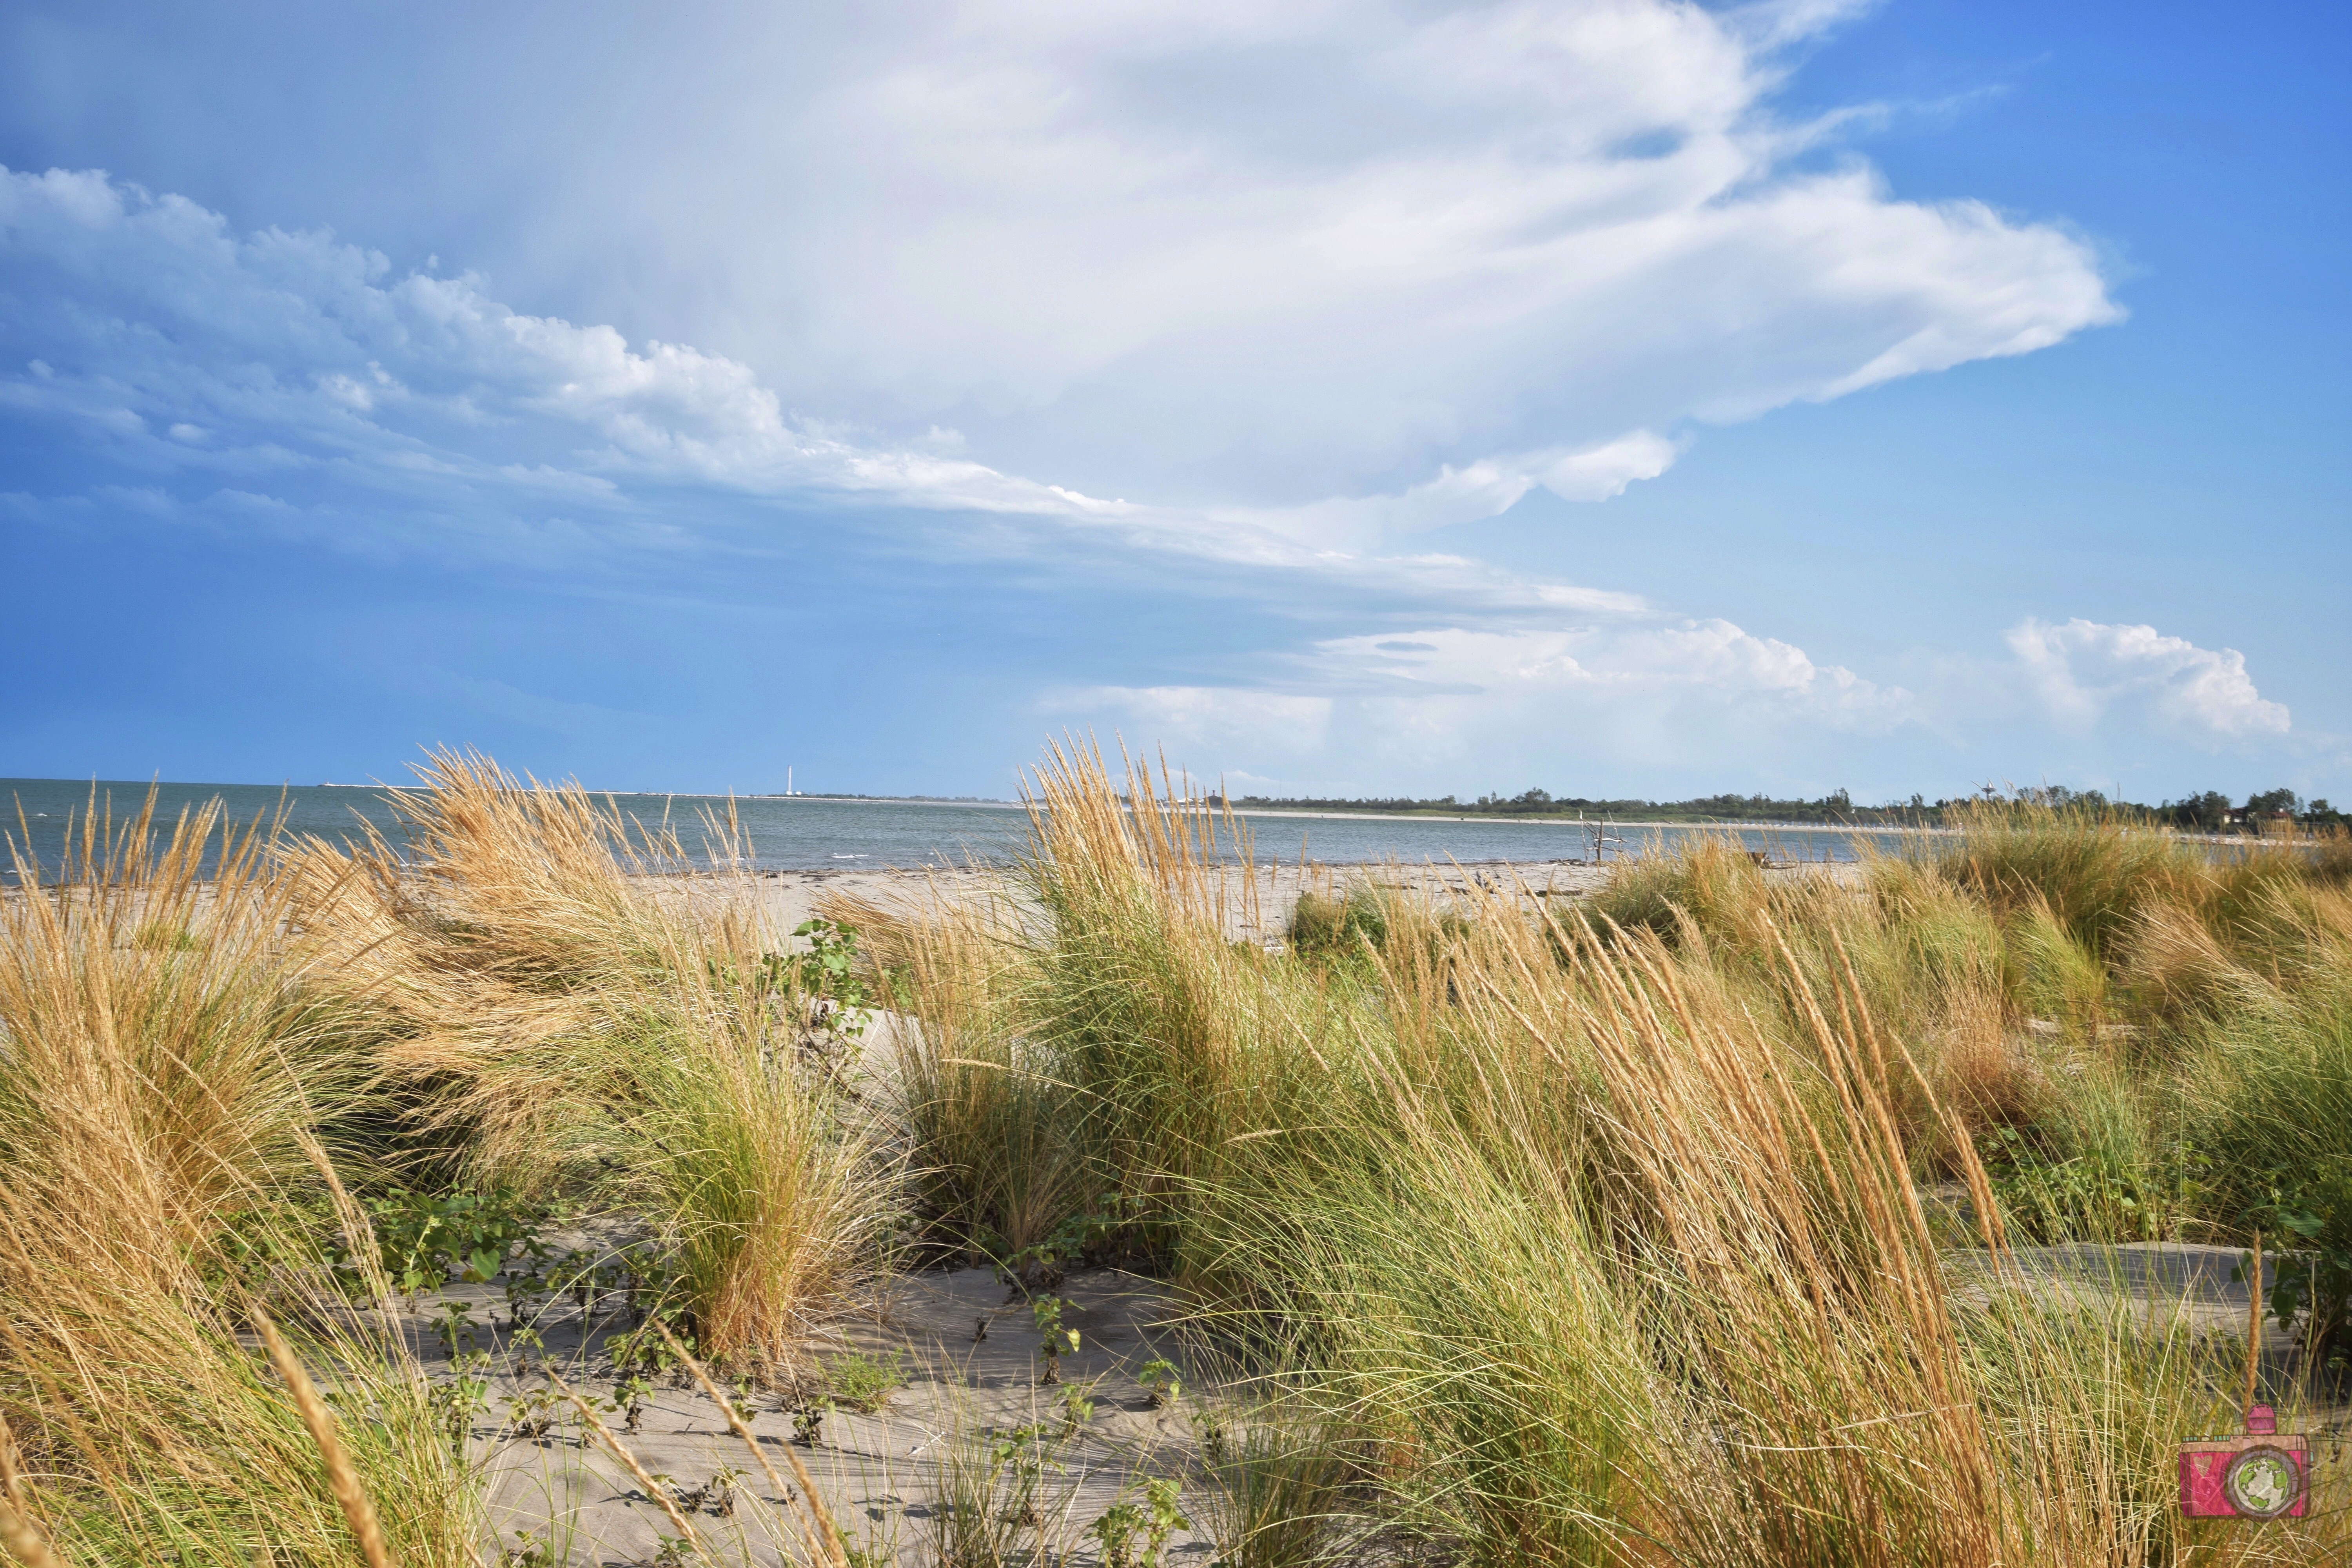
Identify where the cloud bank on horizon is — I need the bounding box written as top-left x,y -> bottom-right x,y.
0,0 -> 2334,800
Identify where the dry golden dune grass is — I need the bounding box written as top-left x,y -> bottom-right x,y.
0,748 -> 2345,1565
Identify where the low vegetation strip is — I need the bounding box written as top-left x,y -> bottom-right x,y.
0,744 -> 2345,1564
1229,782 -> 2347,831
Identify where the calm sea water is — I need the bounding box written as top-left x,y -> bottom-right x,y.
0,777 -> 1906,877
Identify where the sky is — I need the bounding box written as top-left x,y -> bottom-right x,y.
0,0 -> 2343,803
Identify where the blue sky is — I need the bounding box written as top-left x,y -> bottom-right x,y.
1,1 -> 2343,802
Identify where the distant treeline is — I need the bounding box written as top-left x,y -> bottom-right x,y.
1227,783 -> 2346,831
757,793 -> 1015,805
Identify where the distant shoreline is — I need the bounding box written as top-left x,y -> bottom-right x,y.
1225,808 -> 1938,834
17,781 -> 2303,849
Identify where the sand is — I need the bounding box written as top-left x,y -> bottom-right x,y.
733,855 -> 1863,950
452,1254 -> 1214,1566
414,1229 -> 2330,1566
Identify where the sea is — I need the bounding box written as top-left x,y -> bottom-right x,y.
0,777 -> 1911,878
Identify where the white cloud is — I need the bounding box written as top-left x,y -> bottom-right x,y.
1315,618 -> 1908,725
0,165 -> 1099,520
0,134 -> 2112,577
1042,619 -> 1919,788
1033,619 -> 1920,789
1217,431 -> 1680,550
0,165 -> 1704,612
2,3 -> 2119,555
3,126 -> 2252,795
2005,618 -> 2289,743
1537,432 -> 1685,502
459,0 -> 2118,506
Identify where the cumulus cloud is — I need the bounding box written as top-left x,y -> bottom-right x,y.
1024,617 -> 1923,794
450,0 -> 2118,508
2005,618 -> 2289,743
0,25 -> 2122,555
23,4 -> 2117,519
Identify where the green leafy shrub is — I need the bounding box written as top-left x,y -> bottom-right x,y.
2245,1183 -> 2352,1375
788,917 -> 881,1034
351,1186 -> 566,1297
1983,1127 -> 2188,1243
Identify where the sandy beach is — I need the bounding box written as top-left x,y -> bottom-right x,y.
735,855 -> 1863,951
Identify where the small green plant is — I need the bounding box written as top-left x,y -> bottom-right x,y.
990,1423 -> 1051,1529
546,1248 -> 603,1316
1058,1381 -> 1096,1436
353,1186 -> 565,1298
496,1528 -> 558,1568
826,1347 -> 908,1413
789,917 -> 877,1036
608,1298 -> 695,1380
1089,1500 -> 1145,1568
503,1383 -> 565,1441
666,1464 -> 744,1518
609,1373 -> 655,1435
1002,1192 -> 1147,1291
504,1321 -> 547,1380
1089,1478 -> 1189,1568
1002,1239 -> 1067,1294
428,1361 -> 490,1456
792,1396 -> 833,1446
704,1463 -> 742,1518
1136,1356 -> 1182,1409
1140,1479 -> 1189,1564
503,1249 -> 569,1327
1192,1409 -> 1228,1465
648,1535 -> 692,1568
1033,1295 -> 1079,1385
597,1242 -> 689,1340
431,1299 -> 480,1360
